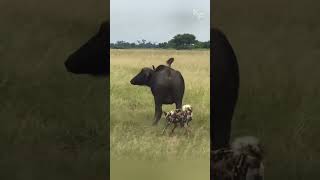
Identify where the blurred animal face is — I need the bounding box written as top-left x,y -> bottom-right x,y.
182,104 -> 192,112
64,21 -> 109,76
130,68 -> 154,85
163,111 -> 173,119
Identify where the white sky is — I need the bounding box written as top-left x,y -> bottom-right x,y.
110,0 -> 210,43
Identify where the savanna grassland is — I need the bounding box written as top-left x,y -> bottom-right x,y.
214,0 -> 320,179
110,49 -> 210,180
0,0 -> 108,179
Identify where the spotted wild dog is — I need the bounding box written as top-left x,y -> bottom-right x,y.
162,104 -> 193,135
211,136 -> 264,180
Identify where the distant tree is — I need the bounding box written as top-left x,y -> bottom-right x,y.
168,34 -> 197,49
110,40 -> 133,49
194,40 -> 210,49
110,34 -> 209,49
130,43 -> 136,48
202,41 -> 210,48
158,42 -> 168,49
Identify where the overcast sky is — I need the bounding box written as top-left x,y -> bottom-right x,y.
111,0 -> 210,43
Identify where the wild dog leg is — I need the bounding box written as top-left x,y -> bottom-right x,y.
184,123 -> 191,135
170,124 -> 178,135
162,122 -> 171,135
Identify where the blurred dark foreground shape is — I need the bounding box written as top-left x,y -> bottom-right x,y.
65,21 -> 109,76
212,28 -> 240,150
211,136 -> 265,180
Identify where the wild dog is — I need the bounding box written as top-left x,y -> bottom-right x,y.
162,104 -> 193,135
211,136 -> 264,180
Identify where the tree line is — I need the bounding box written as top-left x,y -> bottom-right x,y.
110,33 -> 210,50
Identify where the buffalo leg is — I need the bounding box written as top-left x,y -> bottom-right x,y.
153,103 -> 162,125
176,100 -> 182,109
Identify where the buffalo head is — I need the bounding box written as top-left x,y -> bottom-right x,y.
64,21 -> 109,76
130,67 -> 155,86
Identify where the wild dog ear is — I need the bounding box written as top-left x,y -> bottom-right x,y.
152,65 -> 155,70
163,112 -> 167,116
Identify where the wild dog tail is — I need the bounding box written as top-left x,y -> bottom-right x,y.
166,58 -> 174,67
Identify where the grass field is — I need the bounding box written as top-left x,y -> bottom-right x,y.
110,49 -> 210,179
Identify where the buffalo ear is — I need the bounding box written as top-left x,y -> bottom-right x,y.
145,70 -> 153,81
152,65 -> 155,70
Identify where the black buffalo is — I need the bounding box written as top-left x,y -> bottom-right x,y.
130,58 -> 185,125
64,21 -> 109,75
211,29 -> 239,150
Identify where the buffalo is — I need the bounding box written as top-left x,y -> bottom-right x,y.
130,58 -> 185,125
64,21 -> 109,75
211,28 -> 239,150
